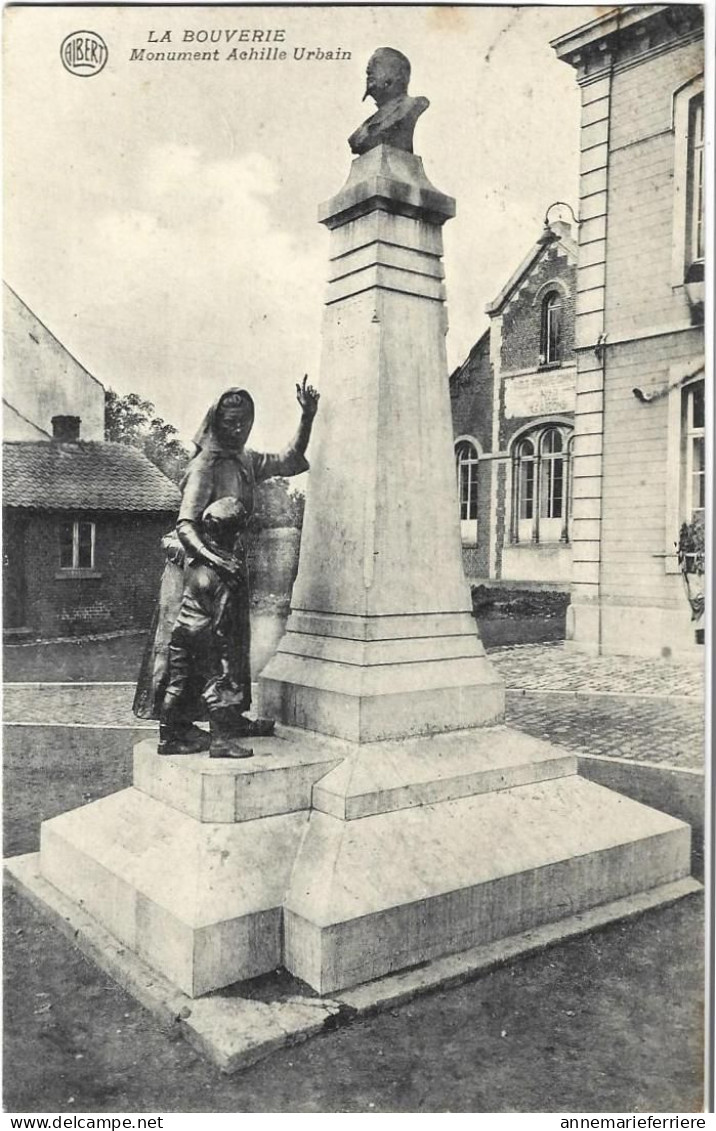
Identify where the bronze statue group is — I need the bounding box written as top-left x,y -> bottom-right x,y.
133,380 -> 319,759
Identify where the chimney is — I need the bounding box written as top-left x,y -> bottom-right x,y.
52,415 -> 81,442
548,219 -> 572,242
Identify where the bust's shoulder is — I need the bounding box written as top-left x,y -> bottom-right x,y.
390,94 -> 429,121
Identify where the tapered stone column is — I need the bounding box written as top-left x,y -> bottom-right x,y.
258,146 -> 504,741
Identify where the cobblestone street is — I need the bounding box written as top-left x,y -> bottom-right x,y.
490,641 -> 704,700
3,643 -> 706,772
506,691 -> 704,770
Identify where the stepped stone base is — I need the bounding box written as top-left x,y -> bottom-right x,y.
31,726 -> 693,998
284,776 -> 689,993
258,611 -> 506,743
5,849 -> 701,1074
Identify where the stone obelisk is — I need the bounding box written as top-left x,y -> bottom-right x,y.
258,53 -> 504,741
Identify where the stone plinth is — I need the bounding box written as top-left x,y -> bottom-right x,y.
11,141 -> 698,1045
35,729 -> 692,999
284,776 -> 690,993
133,733 -> 342,822
258,146 -> 504,741
41,787 -> 306,997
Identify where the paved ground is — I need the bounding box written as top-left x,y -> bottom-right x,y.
508,692 -> 705,770
3,643 -> 706,771
2,640 -> 707,1112
490,641 -> 704,700
0,610 -> 567,683
3,884 -> 704,1113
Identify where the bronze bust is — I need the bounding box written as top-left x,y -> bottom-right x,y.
348,48 -> 429,156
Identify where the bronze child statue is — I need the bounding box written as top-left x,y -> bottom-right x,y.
159,497 -> 254,759
133,378 -> 319,754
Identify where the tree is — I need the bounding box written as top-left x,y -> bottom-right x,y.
104,389 -> 305,527
105,389 -> 189,484
252,477 -> 305,530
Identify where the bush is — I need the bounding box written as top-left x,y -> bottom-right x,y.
251,478 -> 305,531
676,515 -> 705,575
471,585 -> 570,620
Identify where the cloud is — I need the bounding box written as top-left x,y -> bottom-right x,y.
85,144 -> 324,445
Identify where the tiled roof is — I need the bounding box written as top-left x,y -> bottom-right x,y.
3,441 -> 181,512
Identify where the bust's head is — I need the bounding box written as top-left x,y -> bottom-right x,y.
364,47 -> 411,107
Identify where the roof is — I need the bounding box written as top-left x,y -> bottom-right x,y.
450,327 -> 490,386
3,441 -> 182,512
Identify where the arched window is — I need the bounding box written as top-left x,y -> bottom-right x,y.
541,291 -> 562,366
512,425 -> 572,544
540,428 -> 564,541
455,440 -> 479,544
671,76 -> 704,287
515,437 -> 536,542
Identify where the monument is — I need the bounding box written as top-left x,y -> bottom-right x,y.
7,49 -> 697,1057
348,47 -> 430,155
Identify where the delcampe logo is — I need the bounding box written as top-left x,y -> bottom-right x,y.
60,31 -> 108,76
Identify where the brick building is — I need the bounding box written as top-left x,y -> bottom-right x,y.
552,4 -> 705,659
450,216 -> 578,585
3,286 -> 180,639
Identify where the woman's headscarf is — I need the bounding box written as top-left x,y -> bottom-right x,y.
190,388 -> 255,455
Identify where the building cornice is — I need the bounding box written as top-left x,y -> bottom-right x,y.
575,321 -> 703,352
552,4 -> 702,78
551,5 -> 664,60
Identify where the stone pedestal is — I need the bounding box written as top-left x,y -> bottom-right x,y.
13,142 -> 698,1036
35,730 -> 691,997
258,146 -> 503,741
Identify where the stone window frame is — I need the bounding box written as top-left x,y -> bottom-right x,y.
533,278 -> 570,370
671,73 -> 705,289
663,359 -> 705,574
683,381 -> 705,521
56,517 -> 99,578
454,435 -> 481,546
541,292 -> 563,367
509,418 -> 573,546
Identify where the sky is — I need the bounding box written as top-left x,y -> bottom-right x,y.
3,3 -> 601,449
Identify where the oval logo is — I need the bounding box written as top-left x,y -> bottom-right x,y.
60,31 -> 108,77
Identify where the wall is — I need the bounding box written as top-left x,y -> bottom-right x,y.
449,331 -> 493,578
563,13 -> 705,658
605,37 -> 704,338
3,285 -> 105,441
450,239 -> 578,586
500,246 -> 577,373
599,331 -> 703,657
10,510 -> 173,638
497,244 -> 576,585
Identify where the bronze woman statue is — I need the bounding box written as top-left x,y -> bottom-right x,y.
133,378 -> 319,755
